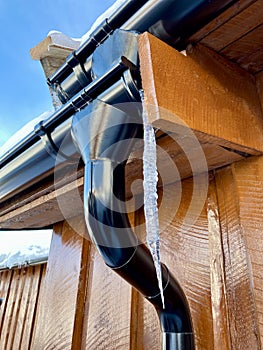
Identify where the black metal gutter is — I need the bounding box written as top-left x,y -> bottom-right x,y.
0,68 -> 139,202
71,101 -> 194,349
0,61 -> 127,169
48,0 -> 239,103
47,0 -> 149,88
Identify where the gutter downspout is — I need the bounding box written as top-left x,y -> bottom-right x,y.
71,101 -> 195,349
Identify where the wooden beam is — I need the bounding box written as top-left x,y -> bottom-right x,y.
31,216 -> 91,349
138,33 -> 263,154
0,178 -> 84,229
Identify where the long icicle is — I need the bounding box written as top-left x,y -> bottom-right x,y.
140,90 -> 165,309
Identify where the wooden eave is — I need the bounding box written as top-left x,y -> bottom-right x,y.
0,0 -> 262,229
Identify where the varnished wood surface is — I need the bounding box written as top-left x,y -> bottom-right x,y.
215,167 -> 260,348
138,33 -> 263,154
31,216 -> 90,350
84,246 -> 133,350
231,156 -> 263,347
0,265 -> 45,350
189,0 -> 258,43
191,0 -> 263,74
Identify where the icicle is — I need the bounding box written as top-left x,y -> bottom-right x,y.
140,90 -> 165,309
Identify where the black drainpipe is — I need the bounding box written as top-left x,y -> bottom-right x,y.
71,100 -> 195,349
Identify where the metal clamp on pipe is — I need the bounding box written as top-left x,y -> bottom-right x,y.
51,29 -> 140,105
34,121 -> 78,163
47,0 -> 149,88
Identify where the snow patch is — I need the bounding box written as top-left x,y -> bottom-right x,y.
0,230 -> 52,270
80,0 -> 126,45
47,30 -> 81,50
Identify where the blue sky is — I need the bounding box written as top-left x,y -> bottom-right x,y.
0,0 -> 115,148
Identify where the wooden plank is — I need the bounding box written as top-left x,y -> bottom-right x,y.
207,181 -> 231,350
131,204 -> 160,350
0,269 -> 22,349
159,178 -> 214,350
0,133 -> 245,230
84,246 -> 133,350
71,231 -> 91,349
215,166 -> 260,349
0,270 -> 13,337
125,135 -> 244,200
31,216 -> 91,350
21,265 -> 44,350
231,156 -> 263,347
200,1 -> 263,52
6,268 -> 28,350
131,179 -> 214,349
12,267 -> 33,349
30,264 -> 47,350
0,266 -> 45,350
189,0 -> 257,43
221,24 -> 263,74
138,33 -> 263,154
0,177 -> 84,229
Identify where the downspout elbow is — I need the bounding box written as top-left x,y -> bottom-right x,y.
72,100 -> 195,349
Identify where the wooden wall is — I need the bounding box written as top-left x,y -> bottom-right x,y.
0,264 -> 46,350
28,156 -> 263,350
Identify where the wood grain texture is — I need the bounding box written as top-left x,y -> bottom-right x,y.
0,177 -> 84,229
138,33 -> 263,154
189,0 -> 257,43
125,134 -> 244,200
0,265 -> 45,350
207,181 -> 231,350
0,270 -> 13,334
31,216 -> 91,350
160,178 -> 214,350
221,23 -> 263,74
84,246 -> 133,350
200,1 -> 263,52
231,156 -> 263,347
215,166 -> 260,349
132,178 -> 214,350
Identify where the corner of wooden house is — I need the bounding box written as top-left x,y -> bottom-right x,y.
0,1 -> 262,349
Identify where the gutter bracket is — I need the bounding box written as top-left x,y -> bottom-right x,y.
34,121 -> 77,163
67,52 -> 91,87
